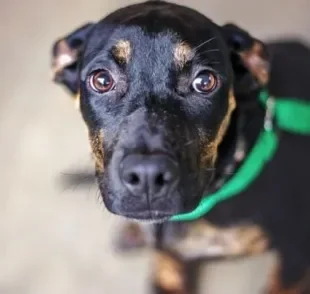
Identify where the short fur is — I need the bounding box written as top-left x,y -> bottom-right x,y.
51,1 -> 310,293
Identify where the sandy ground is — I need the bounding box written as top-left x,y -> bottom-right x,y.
1,0 -> 310,293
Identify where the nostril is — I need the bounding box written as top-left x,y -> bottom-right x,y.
119,154 -> 179,197
155,173 -> 165,187
155,172 -> 173,187
127,173 -> 140,186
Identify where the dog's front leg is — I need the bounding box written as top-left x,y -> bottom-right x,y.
151,250 -> 188,294
151,224 -> 199,294
151,250 -> 201,294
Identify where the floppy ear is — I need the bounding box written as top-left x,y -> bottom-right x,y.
222,23 -> 269,97
51,23 -> 95,100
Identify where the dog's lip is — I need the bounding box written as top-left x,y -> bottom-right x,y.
118,210 -> 176,223
123,210 -> 175,217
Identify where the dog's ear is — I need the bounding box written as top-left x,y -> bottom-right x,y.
51,23 -> 95,97
222,23 -> 269,96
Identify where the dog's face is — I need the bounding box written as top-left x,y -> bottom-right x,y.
52,1 -> 268,222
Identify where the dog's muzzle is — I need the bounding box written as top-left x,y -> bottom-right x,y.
119,153 -> 180,200
100,109 -> 206,221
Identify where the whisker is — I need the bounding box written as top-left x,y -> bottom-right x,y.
204,168 -> 216,171
207,61 -> 221,65
59,171 -> 93,176
204,49 -> 220,53
57,169 -> 96,194
95,188 -> 104,207
193,36 -> 217,51
203,167 -> 237,176
223,171 -> 237,176
184,139 -> 196,146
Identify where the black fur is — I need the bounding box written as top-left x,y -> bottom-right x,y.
51,1 -> 310,292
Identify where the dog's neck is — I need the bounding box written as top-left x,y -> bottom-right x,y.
211,89 -> 265,192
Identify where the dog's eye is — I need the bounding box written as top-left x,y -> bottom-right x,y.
89,70 -> 114,93
192,71 -> 217,93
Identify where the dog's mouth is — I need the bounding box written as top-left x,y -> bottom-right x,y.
99,168 -> 208,222
97,145 -> 207,221
120,211 -> 175,223
96,150 -> 214,221
96,114 -> 215,221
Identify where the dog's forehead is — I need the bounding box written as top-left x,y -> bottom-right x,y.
84,1 -> 227,63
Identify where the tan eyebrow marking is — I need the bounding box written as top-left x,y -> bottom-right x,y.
112,40 -> 132,64
174,42 -> 192,68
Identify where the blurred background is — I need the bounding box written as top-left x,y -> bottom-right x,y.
1,0 -> 310,293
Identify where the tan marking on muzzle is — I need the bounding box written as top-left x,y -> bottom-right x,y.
89,129 -> 104,172
73,92 -> 80,109
112,40 -> 131,64
174,42 -> 192,69
213,89 -> 236,147
201,88 -> 236,164
153,251 -> 185,292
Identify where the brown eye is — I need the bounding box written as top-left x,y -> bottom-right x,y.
90,70 -> 114,93
192,71 -> 217,93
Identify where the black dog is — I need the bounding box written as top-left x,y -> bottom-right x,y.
51,1 -> 310,293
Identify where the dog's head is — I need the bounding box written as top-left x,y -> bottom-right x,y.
51,0 -> 268,222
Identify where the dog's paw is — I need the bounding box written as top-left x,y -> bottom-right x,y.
171,221 -> 270,261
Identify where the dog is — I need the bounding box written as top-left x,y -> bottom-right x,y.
51,1 -> 310,293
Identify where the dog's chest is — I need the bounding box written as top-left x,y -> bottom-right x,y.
159,220 -> 269,261
163,133 -> 310,261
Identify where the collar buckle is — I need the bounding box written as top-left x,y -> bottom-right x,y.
264,95 -> 275,131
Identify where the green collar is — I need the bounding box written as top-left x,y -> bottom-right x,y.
170,90 -> 310,222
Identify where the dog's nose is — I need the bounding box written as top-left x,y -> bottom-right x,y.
120,154 -> 179,198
